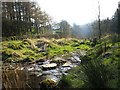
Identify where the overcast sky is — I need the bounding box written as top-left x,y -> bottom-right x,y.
35,0 -> 120,25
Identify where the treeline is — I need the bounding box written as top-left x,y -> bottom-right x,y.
53,2 -> 120,39
71,2 -> 120,39
52,20 -> 71,38
2,1 -> 51,37
84,2 -> 120,39
2,1 -> 120,39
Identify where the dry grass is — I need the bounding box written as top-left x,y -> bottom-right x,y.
2,67 -> 32,89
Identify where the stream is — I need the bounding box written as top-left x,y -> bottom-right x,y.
2,50 -> 86,88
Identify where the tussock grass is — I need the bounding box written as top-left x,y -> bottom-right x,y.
2,38 -> 91,62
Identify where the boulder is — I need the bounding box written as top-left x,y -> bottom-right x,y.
42,63 -> 57,70
40,75 -> 58,88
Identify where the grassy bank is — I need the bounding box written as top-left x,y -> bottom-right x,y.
2,38 -> 91,63
59,39 -> 120,88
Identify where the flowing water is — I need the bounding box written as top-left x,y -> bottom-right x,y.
2,50 -> 86,89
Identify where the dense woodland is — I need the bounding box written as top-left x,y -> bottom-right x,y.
1,1 -> 120,89
2,2 -> 51,37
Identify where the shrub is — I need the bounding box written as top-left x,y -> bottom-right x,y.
80,59 -> 109,88
59,59 -> 110,88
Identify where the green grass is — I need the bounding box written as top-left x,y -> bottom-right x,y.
59,66 -> 85,88
75,44 -> 90,50
59,40 -> 120,88
2,38 -> 91,63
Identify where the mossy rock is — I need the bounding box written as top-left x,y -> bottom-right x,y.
40,79 -> 57,88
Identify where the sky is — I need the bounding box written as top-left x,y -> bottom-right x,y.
35,0 -> 120,25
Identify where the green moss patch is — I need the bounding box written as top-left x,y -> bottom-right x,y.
2,38 -> 91,63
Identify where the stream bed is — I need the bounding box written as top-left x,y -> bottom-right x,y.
2,50 -> 86,88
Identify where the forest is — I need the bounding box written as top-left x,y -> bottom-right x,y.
1,1 -> 120,89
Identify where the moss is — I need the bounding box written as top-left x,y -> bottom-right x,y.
23,49 -> 35,56
2,38 -> 92,63
8,42 -> 25,50
24,56 -> 36,62
46,45 -> 75,57
23,39 -> 36,48
40,79 -> 57,88
35,53 -> 47,59
76,44 -> 90,50
84,39 -> 91,45
103,58 -> 112,65
22,41 -> 30,46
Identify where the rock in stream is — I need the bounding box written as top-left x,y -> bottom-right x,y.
3,50 -> 86,88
